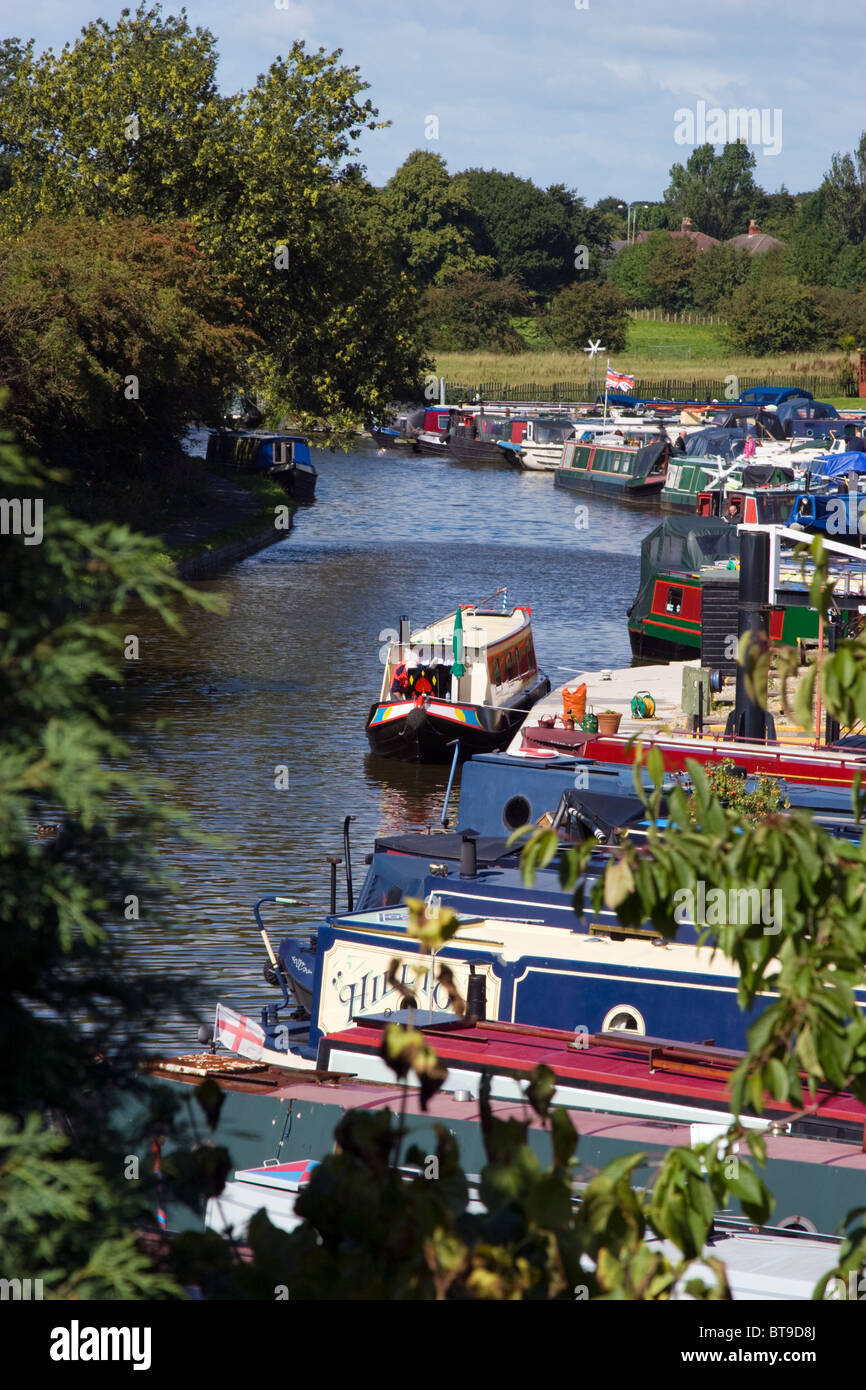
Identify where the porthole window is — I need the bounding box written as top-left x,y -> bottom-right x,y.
776,1214 -> 817,1234
503,795 -> 532,831
602,1005 -> 646,1034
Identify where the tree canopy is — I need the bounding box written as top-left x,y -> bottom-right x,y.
0,6 -> 428,432
664,141 -> 762,241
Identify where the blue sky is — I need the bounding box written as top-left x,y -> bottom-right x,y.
3,0 -> 865,209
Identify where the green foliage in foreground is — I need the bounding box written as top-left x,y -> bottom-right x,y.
0,426 -> 228,1296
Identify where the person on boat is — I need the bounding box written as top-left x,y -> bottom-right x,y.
724,501 -> 741,523
742,434 -> 757,458
674,432 -> 687,452
390,663 -> 410,699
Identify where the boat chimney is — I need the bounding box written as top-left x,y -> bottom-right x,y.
399,615 -> 410,645
466,962 -> 486,1021
731,529 -> 771,739
460,830 -> 479,879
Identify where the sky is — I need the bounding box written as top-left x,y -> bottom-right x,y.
3,0 -> 865,213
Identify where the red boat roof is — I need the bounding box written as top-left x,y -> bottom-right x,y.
322,1017 -> 866,1131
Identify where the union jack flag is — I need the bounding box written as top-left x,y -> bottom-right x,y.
606,368 -> 635,393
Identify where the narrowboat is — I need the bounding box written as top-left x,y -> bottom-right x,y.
521,718 -> 866,791
268,900 -> 866,1056
372,405 -> 460,456
365,591 -> 550,762
150,1019 -> 866,1241
496,416 -> 578,471
412,405 -> 459,455
695,476 -> 805,526
626,516 -> 826,664
447,413 -> 528,464
206,430 -> 317,501
554,430 -> 669,500
661,458 -> 799,512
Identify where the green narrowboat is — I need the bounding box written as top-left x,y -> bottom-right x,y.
627,516 -> 826,664
554,431 -> 669,501
661,458 -> 800,514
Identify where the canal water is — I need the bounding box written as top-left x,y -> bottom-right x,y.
126,439 -> 660,1045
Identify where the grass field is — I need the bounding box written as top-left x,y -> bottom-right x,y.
435,319 -> 855,389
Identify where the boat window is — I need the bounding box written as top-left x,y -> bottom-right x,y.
602,1005 -> 646,1034
503,795 -> 532,831
506,650 -> 515,681
518,640 -> 530,676
665,586 -> 683,615
493,658 -> 502,686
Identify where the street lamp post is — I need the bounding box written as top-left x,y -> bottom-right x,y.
618,201 -> 650,244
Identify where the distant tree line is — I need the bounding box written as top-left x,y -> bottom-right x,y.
3,2 -> 866,518
392,139 -> 866,357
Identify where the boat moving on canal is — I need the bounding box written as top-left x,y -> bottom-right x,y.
366,590 -> 550,762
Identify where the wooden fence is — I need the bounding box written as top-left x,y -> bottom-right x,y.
444,371 -> 857,405
628,308 -> 726,325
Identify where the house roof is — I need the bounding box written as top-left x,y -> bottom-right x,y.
726,231 -> 786,255
634,227 -> 720,252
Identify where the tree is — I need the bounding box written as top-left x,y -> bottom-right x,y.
606,230 -> 698,311
380,151 -> 491,287
785,190 -> 845,288
821,133 -> 866,245
664,142 -> 763,240
457,169 -> 606,298
0,217 -> 255,524
0,424 -> 226,1297
0,7 -> 428,430
606,232 -> 667,307
544,282 -> 629,352
0,9 -> 229,228
690,244 -> 753,312
726,277 -> 817,353
417,273 -> 529,353
759,185 -> 798,241
643,236 -> 699,312
593,195 -> 628,241
810,286 -> 866,348
0,39 -> 26,194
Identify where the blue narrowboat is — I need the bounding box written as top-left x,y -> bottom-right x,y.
205,430 -> 317,501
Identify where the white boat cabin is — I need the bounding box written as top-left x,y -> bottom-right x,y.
379,599 -> 539,710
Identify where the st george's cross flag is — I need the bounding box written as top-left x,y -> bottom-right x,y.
606,367 -> 635,393
215,1003 -> 265,1060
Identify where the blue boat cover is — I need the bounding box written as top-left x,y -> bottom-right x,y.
811,452 -> 866,477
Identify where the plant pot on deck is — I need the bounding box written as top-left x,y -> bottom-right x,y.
597,710 -> 623,736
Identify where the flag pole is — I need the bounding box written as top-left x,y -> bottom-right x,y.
603,358 -> 610,429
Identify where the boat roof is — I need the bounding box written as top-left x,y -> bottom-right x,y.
324,907 -> 750,979
409,604 -> 529,648
318,1017 -> 866,1137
